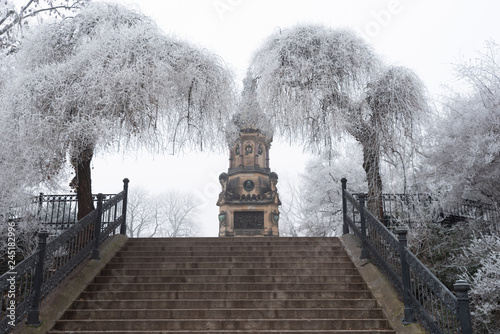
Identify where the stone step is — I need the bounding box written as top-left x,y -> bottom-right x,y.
61,307 -> 386,320
48,237 -> 395,333
93,274 -> 365,284
85,282 -> 369,292
77,289 -> 374,300
104,261 -> 356,270
113,250 -> 348,257
52,318 -> 393,331
71,298 -> 380,310
108,255 -> 352,263
122,243 -> 344,252
49,331 -> 396,334
99,267 -> 360,276
126,237 -> 342,245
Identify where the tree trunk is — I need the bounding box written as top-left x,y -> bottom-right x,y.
361,137 -> 385,223
71,146 -> 95,220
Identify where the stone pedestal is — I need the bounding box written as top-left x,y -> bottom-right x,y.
217,168 -> 280,237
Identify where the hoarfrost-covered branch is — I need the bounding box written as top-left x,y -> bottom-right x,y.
3,2 -> 235,218
251,24 -> 429,219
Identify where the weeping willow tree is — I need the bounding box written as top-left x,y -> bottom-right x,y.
251,25 -> 428,220
6,2 -> 235,219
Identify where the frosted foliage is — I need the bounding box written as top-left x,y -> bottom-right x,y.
461,235 -> 500,333
127,187 -> 200,238
1,0 -> 89,51
226,72 -> 274,145
364,66 -> 427,151
427,41 -> 500,203
0,54 -> 63,223
251,25 -> 378,148
280,141 -> 366,237
251,24 -> 427,158
7,2 -> 235,160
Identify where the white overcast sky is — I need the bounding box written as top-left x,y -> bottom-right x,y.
89,0 -> 500,236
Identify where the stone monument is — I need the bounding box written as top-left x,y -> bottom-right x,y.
216,74 -> 280,237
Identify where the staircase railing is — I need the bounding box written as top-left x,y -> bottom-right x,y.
0,178 -> 129,334
341,178 -> 472,334
381,192 -> 499,231
7,193 -> 117,239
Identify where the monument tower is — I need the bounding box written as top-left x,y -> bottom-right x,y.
217,74 -> 280,237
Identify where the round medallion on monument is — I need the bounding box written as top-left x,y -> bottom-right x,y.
243,180 -> 255,192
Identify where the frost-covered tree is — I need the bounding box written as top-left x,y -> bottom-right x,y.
280,141 -> 366,237
0,52 -> 64,259
127,187 -> 199,238
0,0 -> 89,52
5,2 -> 234,219
426,41 -> 500,205
251,25 -> 428,219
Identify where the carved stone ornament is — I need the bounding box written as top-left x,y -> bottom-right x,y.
245,144 -> 253,155
272,211 -> 280,225
218,211 -> 227,227
243,180 -> 255,192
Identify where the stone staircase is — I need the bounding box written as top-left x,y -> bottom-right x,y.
48,237 -> 396,333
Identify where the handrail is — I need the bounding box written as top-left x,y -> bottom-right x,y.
6,193 -> 117,239
0,178 -> 129,334
341,178 -> 472,334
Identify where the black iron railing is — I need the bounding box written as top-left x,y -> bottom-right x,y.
37,193 -> 116,237
0,179 -> 129,334
341,178 -> 472,334
7,193 -> 117,238
381,193 -> 499,231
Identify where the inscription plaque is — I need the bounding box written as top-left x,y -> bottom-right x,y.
234,211 -> 264,229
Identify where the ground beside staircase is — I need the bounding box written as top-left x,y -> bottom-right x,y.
47,237 -> 396,333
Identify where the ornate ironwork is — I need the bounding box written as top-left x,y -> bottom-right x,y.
234,211 -> 264,229
0,179 -> 129,334
341,179 -> 472,334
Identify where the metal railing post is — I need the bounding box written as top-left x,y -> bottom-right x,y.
120,178 -> 129,236
397,228 -> 416,325
341,178 -> 349,235
27,230 -> 48,326
91,193 -> 104,260
37,193 -> 44,217
358,194 -> 369,259
454,280 -> 473,334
